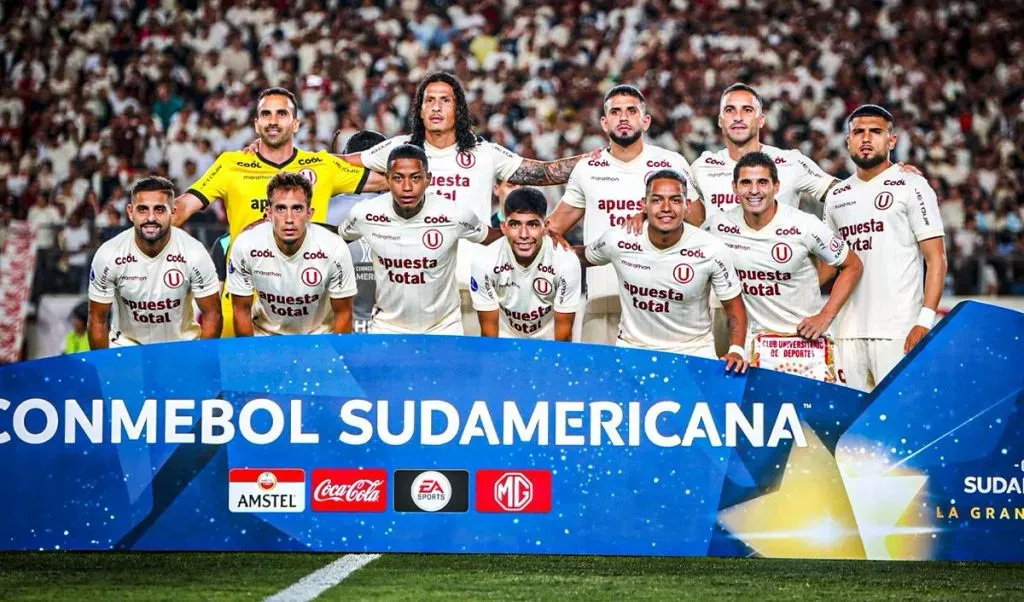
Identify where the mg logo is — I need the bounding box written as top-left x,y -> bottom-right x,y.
494,472 -> 533,512
423,229 -> 443,250
301,267 -> 322,287
163,269 -> 184,288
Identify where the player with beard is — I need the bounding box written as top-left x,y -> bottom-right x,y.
824,105 -> 946,391
470,187 -> 581,340
545,85 -> 692,345
227,172 -> 357,336
173,87 -> 385,337
340,144 -> 505,334
88,176 -> 221,348
703,152 -> 863,383
580,170 -> 748,372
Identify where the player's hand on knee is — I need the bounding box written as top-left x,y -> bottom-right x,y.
796,312 -> 832,340
721,351 -> 748,374
904,325 -> 929,353
624,212 -> 645,235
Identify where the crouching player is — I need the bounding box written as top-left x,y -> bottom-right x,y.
470,187 -> 581,340
227,172 -> 357,335
703,152 -> 863,382
88,176 -> 222,348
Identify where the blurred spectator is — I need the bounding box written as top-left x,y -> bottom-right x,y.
63,302 -> 90,355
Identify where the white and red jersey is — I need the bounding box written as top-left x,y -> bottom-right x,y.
704,203 -> 849,335
88,226 -> 219,346
561,143 -> 691,299
226,223 -> 357,336
360,135 -> 523,225
341,191 -> 488,334
824,165 -> 944,339
585,224 -> 741,353
690,144 -> 836,214
469,236 -> 582,339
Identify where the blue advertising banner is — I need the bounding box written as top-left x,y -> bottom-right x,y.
0,300 -> 1021,561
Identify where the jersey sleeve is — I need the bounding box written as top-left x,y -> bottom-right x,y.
710,245 -> 742,301
487,142 -> 525,182
671,153 -> 696,200
327,238 -> 358,299
560,162 -> 587,208
790,150 -> 838,201
457,206 -> 488,243
584,229 -> 615,266
225,237 -> 254,297
87,246 -> 115,303
908,178 -> 945,241
359,136 -> 403,173
553,248 -> 583,313
805,215 -> 848,267
327,153 -> 370,195
187,153 -> 230,207
469,251 -> 499,311
339,201 -> 367,242
188,242 -> 221,298
688,168 -> 704,203
822,201 -> 838,235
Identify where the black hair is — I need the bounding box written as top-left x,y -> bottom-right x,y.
603,84 -> 646,112
644,169 -> 687,196
343,130 -> 387,154
504,187 -> 547,219
386,144 -> 429,172
720,83 -> 764,113
130,176 -> 175,203
733,151 -> 779,183
266,172 -> 313,207
408,72 -> 478,153
257,87 -> 299,116
846,104 -> 895,130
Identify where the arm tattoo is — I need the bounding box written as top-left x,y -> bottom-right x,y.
507,156 -> 584,186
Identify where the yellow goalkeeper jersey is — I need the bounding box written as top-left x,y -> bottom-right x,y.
187,148 -> 368,241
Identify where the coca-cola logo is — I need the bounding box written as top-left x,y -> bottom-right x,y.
311,469 -> 388,512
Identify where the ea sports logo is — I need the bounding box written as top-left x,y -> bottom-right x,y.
423,229 -> 443,250
411,470 -> 452,512
164,269 -> 183,288
257,471 -> 277,491
673,263 -> 693,284
302,267 -> 322,287
875,191 -> 894,210
533,277 -> 552,296
494,472 -> 533,512
771,242 -> 793,263
456,151 -> 475,169
299,168 -> 317,185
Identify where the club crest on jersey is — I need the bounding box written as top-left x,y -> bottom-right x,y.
456,151 -> 475,169
423,229 -> 443,250
164,269 -> 184,288
301,267 -> 322,287
875,191 -> 894,211
673,263 -> 694,284
533,277 -> 552,296
299,168 -> 317,185
829,237 -> 843,253
771,242 -> 793,264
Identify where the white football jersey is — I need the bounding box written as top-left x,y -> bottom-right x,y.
562,143 -> 692,298
469,236 -> 582,339
690,145 -> 836,214
824,165 -> 944,339
585,224 -> 742,353
88,226 -> 219,346
704,203 -> 849,334
341,191 -> 488,334
226,223 -> 357,336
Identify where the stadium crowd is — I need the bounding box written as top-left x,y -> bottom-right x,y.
0,0 -> 1022,302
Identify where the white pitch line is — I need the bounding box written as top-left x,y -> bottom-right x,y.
264,553 -> 380,602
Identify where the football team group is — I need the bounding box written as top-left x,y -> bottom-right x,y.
86,72 -> 947,392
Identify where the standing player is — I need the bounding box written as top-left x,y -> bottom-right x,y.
545,85 -> 692,344
824,105 -> 947,391
470,188 -> 581,341
582,170 -> 748,371
686,83 -> 838,226
88,177 -> 221,348
703,152 -> 863,382
173,87 -> 383,336
340,144 -> 503,334
227,172 -> 356,336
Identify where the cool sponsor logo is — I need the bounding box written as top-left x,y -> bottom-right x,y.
366,213 -> 391,223
424,215 -> 451,224
832,183 -> 852,196
297,156 -> 322,166
704,156 -> 726,166
617,240 -> 642,252
775,227 -> 801,236
303,250 -> 328,260
717,223 -> 741,235
311,468 -> 387,512
251,249 -> 275,258
228,468 -> 305,513
476,469 -> 552,513
114,255 -> 137,266
393,469 -> 469,513
646,160 -> 672,168
165,253 -> 186,263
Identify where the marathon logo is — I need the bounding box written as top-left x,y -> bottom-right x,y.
124,297 -> 182,324
622,279 -> 684,313
378,256 -> 438,285
256,291 -> 321,317
837,219 -> 885,251
229,468 -> 305,513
